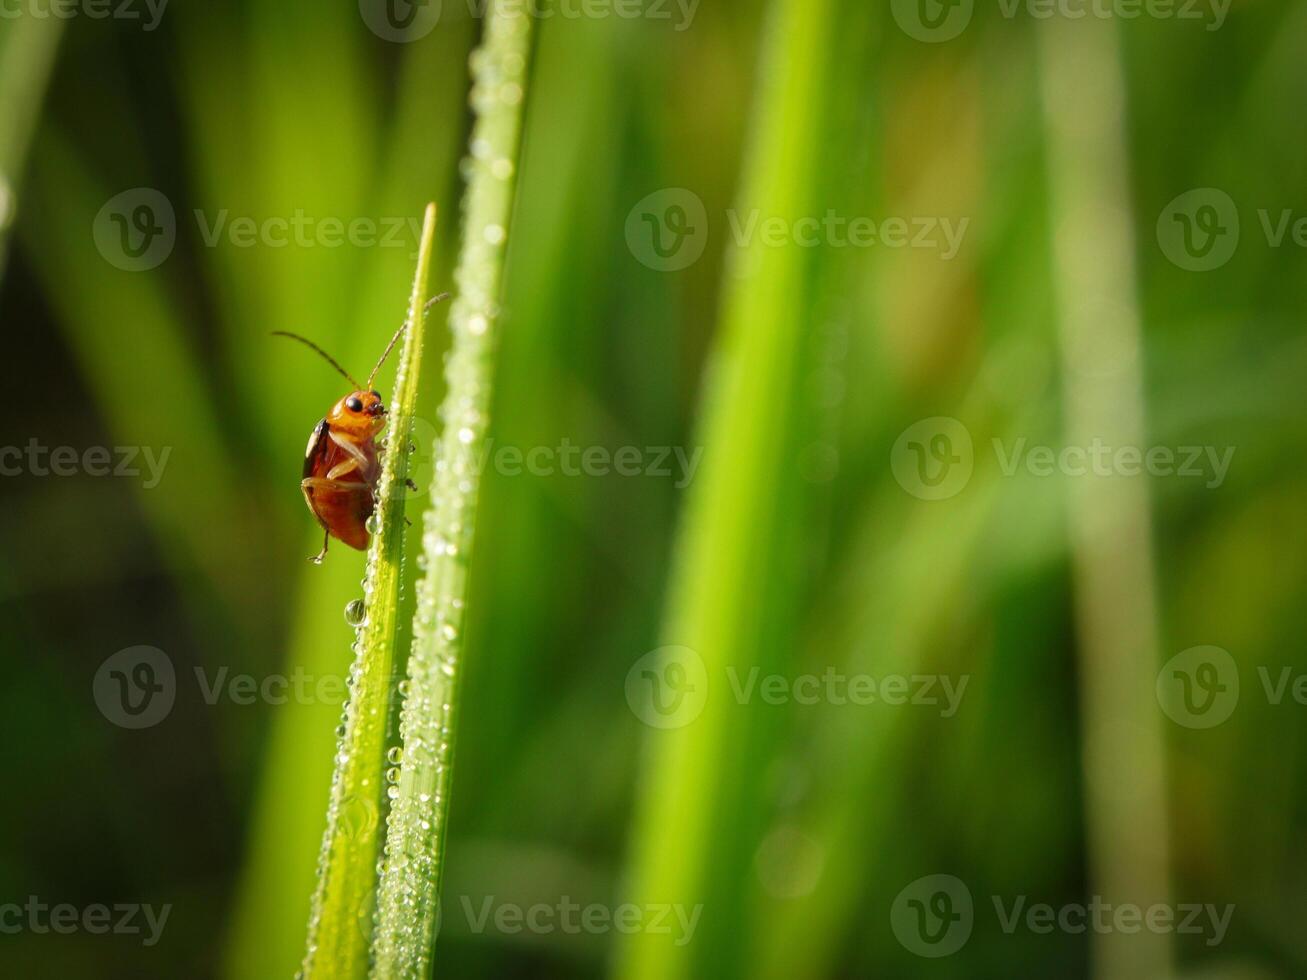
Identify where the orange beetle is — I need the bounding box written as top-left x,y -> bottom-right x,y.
274,294 -> 447,563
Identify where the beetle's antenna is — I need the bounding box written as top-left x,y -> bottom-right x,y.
271,332 -> 362,389
365,292 -> 452,389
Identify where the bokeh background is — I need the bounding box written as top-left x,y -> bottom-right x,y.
2,0 -> 1305,977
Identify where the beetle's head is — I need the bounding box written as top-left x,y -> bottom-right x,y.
329,389 -> 387,437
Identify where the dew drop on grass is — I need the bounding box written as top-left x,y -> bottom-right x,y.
344,599 -> 367,626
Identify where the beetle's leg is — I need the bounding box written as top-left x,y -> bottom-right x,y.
328,430 -> 370,470
310,529 -> 329,564
302,477 -> 370,563
301,477 -> 369,492
325,456 -> 362,481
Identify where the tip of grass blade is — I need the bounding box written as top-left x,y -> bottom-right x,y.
299,204 -> 440,979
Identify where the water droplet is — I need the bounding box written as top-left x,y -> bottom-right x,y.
340,795 -> 379,841
344,599 -> 367,626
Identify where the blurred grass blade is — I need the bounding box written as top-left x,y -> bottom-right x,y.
0,14 -> 63,276
1037,17 -> 1172,980
616,0 -> 836,975
371,6 -> 533,976
302,203 -> 439,979
20,128 -> 258,618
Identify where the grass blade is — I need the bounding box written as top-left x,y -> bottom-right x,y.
371,6 -> 533,976
0,13 -> 63,276
301,203 -> 440,979
615,0 -> 836,974
1037,17 -> 1172,980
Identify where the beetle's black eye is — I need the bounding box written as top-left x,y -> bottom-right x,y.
346,396 -> 363,413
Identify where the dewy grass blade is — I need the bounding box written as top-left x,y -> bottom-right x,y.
371,4 -> 533,976
301,203 -> 440,979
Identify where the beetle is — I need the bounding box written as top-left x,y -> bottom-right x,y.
274,293 -> 449,563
